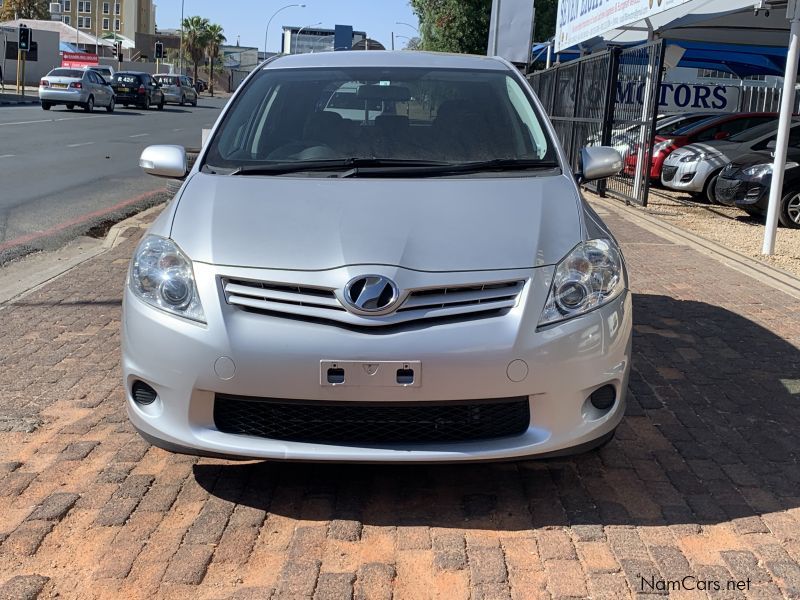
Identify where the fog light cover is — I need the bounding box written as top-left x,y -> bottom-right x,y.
539,239 -> 625,326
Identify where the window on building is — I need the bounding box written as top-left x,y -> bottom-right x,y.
63,0 -> 71,10
103,2 -> 109,13
114,19 -> 120,31
103,17 -> 109,30
62,15 -> 70,25
698,68 -> 767,82
115,3 -> 120,15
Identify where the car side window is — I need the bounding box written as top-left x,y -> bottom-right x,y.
694,125 -> 721,142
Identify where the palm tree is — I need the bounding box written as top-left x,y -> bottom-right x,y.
205,24 -> 226,97
182,16 -> 210,89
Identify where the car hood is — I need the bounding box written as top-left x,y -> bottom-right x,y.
170,172 -> 582,271
665,141 -> 740,164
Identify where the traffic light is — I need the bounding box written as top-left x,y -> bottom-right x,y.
154,41 -> 164,59
116,41 -> 123,60
18,26 -> 30,51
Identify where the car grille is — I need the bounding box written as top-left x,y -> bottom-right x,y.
213,395 -> 531,444
662,165 -> 678,182
714,177 -> 743,204
221,277 -> 525,327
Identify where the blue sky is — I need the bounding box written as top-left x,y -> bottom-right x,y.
154,0 -> 421,52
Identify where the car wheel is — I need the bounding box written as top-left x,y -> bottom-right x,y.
780,191 -> 800,228
106,97 -> 115,113
158,97 -> 165,111
144,96 -> 151,110
191,96 -> 197,107
704,171 -> 721,204
41,101 -> 51,110
180,94 -> 185,106
84,96 -> 94,113
66,103 -> 75,110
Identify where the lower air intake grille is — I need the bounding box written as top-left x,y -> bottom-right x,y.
213,395 -> 531,444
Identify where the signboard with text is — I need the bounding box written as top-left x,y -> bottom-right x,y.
61,52 -> 98,68
555,0 -> 692,52
615,81 -> 741,113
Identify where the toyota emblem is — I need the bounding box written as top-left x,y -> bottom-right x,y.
344,275 -> 399,313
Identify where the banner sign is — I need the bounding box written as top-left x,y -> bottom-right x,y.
616,81 -> 741,113
555,0 -> 692,52
61,52 -> 98,68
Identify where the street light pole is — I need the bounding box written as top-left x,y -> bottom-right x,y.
395,21 -> 419,33
264,4 -> 305,56
293,21 -> 321,54
178,0 -> 185,73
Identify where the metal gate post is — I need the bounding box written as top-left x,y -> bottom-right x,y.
641,41 -> 666,207
597,48 -> 621,197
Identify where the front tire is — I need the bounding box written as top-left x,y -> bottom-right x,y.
157,96 -> 165,111
66,103 -> 75,110
704,171 -> 721,204
780,191 -> 800,228
179,94 -> 186,106
41,101 -> 51,110
84,96 -> 94,113
143,96 -> 151,110
106,97 -> 115,113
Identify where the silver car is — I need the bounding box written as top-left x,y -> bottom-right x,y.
153,74 -> 198,106
123,51 -> 631,462
662,118 -> 800,201
39,67 -> 115,112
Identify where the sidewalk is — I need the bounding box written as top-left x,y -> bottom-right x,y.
0,200 -> 799,599
0,85 -> 39,106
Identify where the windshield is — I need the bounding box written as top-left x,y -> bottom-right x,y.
49,69 -> 84,78
657,114 -> 713,135
672,116 -> 721,136
204,66 -> 556,174
728,119 -> 782,143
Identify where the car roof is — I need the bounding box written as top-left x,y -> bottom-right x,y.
672,112 -> 778,136
263,50 -> 509,72
116,71 -> 148,76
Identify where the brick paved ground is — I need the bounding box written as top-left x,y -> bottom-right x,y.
0,201 -> 799,599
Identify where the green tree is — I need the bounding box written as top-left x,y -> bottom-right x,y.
534,0 -> 557,42
410,0 -> 492,55
205,23 -> 226,97
182,16 -> 210,87
0,0 -> 49,20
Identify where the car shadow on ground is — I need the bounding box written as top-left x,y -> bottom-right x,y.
194,293 -> 800,530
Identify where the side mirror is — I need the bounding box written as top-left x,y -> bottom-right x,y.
766,139 -> 777,150
139,145 -> 187,178
578,146 -> 623,183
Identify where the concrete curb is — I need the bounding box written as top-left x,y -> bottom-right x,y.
0,98 -> 39,106
0,203 -> 164,308
591,194 -> 800,301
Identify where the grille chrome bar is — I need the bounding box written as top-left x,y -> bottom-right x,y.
222,276 -> 526,327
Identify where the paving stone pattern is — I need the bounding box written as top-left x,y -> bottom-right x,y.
0,203 -> 799,599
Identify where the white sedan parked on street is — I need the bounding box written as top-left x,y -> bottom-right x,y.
124,51 -> 630,462
39,67 -> 115,112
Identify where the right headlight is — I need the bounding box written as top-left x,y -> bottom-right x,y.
538,239 -> 625,327
129,235 -> 205,323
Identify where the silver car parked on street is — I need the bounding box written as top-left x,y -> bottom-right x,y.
124,51 -> 631,462
39,67 -> 115,112
153,74 -> 198,106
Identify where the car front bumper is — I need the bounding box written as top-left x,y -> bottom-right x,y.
714,176 -> 768,209
122,263 -> 633,462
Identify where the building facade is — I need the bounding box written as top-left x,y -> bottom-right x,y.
281,26 -> 366,54
54,0 -> 154,42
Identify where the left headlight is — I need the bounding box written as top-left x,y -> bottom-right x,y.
129,235 -> 205,323
679,152 -> 708,163
538,239 -> 625,327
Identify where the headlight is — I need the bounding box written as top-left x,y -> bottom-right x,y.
129,235 -> 205,323
742,161 -> 799,180
538,239 -> 625,327
652,139 -> 674,154
679,152 -> 707,163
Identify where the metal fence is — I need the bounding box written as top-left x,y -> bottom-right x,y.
528,41 -> 665,206
738,85 -> 800,113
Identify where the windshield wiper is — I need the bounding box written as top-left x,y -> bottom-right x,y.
338,158 -> 560,177
225,158 -> 453,176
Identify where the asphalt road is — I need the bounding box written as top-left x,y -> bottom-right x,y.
0,96 -> 227,263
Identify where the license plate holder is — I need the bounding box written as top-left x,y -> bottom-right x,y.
320,360 -> 421,387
